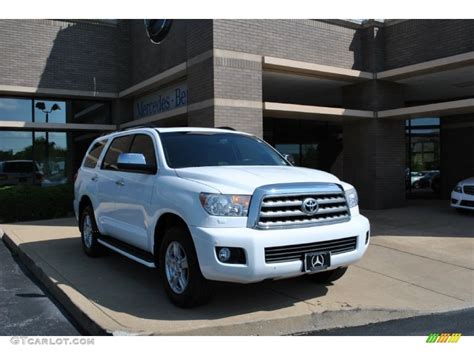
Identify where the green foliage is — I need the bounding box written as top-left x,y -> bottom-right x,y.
0,184 -> 74,223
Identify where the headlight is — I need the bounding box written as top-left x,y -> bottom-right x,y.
199,193 -> 250,217
453,185 -> 463,193
345,188 -> 358,208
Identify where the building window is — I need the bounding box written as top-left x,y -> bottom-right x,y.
0,131 -> 33,160
406,118 -> 441,198
0,98 -> 33,122
33,132 -> 68,186
34,100 -> 66,123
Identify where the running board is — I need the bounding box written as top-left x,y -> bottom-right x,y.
97,236 -> 156,268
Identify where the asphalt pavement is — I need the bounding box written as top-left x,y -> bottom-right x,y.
299,308 -> 474,336
0,238 -> 80,336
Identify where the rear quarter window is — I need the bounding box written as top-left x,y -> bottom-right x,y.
83,140 -> 107,169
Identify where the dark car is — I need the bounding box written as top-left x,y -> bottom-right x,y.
413,171 -> 440,189
0,160 -> 44,187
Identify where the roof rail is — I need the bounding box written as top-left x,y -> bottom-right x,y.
216,126 -> 236,131
119,124 -> 156,131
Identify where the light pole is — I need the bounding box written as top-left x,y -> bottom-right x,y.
35,102 -> 61,176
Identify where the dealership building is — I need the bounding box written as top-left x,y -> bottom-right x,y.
0,19 -> 473,209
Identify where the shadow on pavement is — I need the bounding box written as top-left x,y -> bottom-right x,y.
20,236 -> 329,322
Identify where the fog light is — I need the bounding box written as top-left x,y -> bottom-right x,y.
365,231 -> 370,245
218,247 -> 231,262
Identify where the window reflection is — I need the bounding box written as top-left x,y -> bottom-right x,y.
34,100 -> 66,123
33,132 -> 68,186
0,98 -> 32,122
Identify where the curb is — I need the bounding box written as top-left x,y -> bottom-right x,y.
2,231 -> 110,336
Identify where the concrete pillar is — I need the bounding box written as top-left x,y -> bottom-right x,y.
342,80 -> 406,209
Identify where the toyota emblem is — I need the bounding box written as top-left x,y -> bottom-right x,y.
301,197 -> 319,215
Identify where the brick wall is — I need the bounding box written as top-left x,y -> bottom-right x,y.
384,20 -> 474,70
213,20 -> 365,70
0,20 -> 129,93
129,20 -> 213,88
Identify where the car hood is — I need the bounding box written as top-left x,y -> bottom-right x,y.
175,166 -> 341,194
459,177 -> 474,185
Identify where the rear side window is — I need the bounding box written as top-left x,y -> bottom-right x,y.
83,140 -> 107,169
102,135 -> 134,171
129,134 -> 157,168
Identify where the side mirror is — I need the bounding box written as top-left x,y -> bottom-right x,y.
117,153 -> 156,174
283,154 -> 296,165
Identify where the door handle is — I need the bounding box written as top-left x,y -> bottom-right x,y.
115,179 -> 125,187
91,174 -> 98,182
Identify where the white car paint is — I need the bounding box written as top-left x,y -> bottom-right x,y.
74,127 -> 370,284
451,177 -> 474,211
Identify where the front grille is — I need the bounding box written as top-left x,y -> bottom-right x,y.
460,200 -> 474,207
265,236 -> 357,263
463,185 -> 474,195
257,191 -> 350,229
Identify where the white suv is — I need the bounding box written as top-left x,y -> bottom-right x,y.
74,127 -> 370,307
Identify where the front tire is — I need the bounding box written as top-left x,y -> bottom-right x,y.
80,205 -> 104,257
159,226 -> 210,308
307,266 -> 348,284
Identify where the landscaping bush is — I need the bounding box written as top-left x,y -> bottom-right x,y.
0,184 -> 74,223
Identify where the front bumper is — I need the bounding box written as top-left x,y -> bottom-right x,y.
190,214 -> 370,283
451,191 -> 474,210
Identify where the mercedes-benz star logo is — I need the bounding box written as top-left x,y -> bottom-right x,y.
311,254 -> 325,268
301,197 -> 319,215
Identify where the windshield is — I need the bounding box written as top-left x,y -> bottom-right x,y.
160,132 -> 289,168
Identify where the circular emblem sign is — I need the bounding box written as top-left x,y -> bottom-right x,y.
301,197 -> 319,215
144,20 -> 173,44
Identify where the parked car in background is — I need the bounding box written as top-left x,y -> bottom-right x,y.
415,170 -> 440,189
406,171 -> 424,188
451,177 -> 474,212
0,160 -> 44,187
74,127 -> 370,307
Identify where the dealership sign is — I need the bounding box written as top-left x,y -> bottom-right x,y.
134,82 -> 188,120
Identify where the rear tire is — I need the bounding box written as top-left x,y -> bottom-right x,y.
307,266 -> 348,284
159,225 -> 210,308
80,205 -> 104,257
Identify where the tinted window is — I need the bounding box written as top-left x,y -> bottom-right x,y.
129,134 -> 157,167
83,140 -> 107,169
102,135 -> 133,170
160,132 -> 289,169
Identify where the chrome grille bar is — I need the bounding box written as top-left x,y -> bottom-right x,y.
247,182 -> 351,229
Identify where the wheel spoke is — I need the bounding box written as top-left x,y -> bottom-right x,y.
178,273 -> 187,290
172,242 -> 180,259
180,256 -> 188,269
171,274 -> 179,290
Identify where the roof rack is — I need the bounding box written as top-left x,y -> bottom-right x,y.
216,126 -> 236,131
120,124 -> 157,131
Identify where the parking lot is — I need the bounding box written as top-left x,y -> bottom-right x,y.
1,200 -> 473,335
